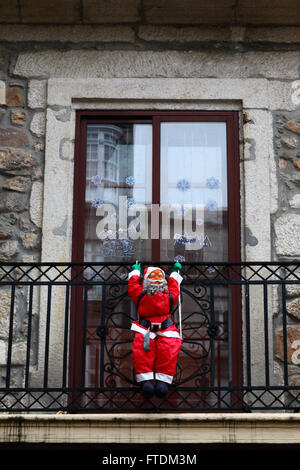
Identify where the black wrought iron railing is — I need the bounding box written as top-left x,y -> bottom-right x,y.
0,261 -> 300,412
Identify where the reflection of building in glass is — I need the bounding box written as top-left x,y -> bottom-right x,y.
85,123 -> 153,266
163,208 -> 227,262
86,125 -> 124,208
85,124 -> 140,271
85,125 -> 125,279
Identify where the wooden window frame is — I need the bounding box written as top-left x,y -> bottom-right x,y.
69,110 -> 242,401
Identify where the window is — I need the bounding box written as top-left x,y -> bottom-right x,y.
70,111 -> 241,410
73,112 -> 240,265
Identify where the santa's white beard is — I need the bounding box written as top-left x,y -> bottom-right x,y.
143,278 -> 168,296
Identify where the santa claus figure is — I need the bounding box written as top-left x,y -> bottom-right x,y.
128,262 -> 183,397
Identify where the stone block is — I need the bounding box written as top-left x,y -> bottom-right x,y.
0,193 -> 27,213
0,213 -> 16,240
47,77 -> 269,109
244,26 -> 300,43
0,3 -> 19,23
276,327 -> 300,365
0,240 -> 18,262
0,128 -> 29,147
0,148 -> 35,174
237,0 -> 300,26
21,0 -> 80,23
83,0 -> 140,23
287,298 -> 300,320
14,50 -> 300,80
138,25 -> 232,42
274,213 -> 300,257
0,340 -> 27,366
0,213 -> 17,227
29,181 -> 43,228
290,375 -> 300,387
284,120 -> 300,135
5,87 -> 24,107
33,141 -> 44,152
0,289 -> 18,339
3,176 -> 31,193
30,112 -> 45,137
10,110 -> 27,125
20,232 -> 39,249
0,81 -> 5,105
0,229 -> 12,240
290,194 -> 300,209
28,80 -> 47,109
144,0 -> 234,24
278,158 -> 287,169
0,25 -> 135,43
19,214 -> 30,231
286,284 -> 300,298
281,136 -> 298,149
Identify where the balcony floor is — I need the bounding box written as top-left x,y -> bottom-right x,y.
1,412 -> 300,445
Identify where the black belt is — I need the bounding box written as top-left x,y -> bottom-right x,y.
139,316 -> 174,332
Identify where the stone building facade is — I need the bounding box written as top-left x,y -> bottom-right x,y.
0,1 -> 300,424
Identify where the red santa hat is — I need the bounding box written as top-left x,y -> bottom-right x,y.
142,266 -> 165,287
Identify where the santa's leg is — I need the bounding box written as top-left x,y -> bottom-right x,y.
132,331 -> 156,397
154,332 -> 182,397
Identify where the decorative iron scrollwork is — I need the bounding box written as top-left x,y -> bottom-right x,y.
96,325 -> 108,339
101,276 -> 228,389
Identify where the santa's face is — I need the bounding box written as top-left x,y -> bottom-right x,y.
148,269 -> 164,285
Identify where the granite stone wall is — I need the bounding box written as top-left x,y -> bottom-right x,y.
0,24 -> 299,404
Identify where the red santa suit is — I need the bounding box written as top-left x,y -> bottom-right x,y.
128,266 -> 183,384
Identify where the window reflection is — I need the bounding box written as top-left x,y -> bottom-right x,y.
160,122 -> 228,262
85,123 -> 152,264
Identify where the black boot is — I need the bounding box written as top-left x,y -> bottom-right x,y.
155,380 -> 169,397
141,380 -> 154,398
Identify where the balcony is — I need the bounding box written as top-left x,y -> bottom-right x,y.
0,261 -> 299,413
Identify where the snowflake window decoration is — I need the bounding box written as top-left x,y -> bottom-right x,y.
121,238 -> 135,256
90,175 -> 102,186
176,178 -> 191,192
125,176 -> 135,186
205,177 -> 220,190
127,197 -> 136,208
91,197 -> 104,209
207,266 -> 216,274
102,239 -> 117,257
205,200 -> 217,211
174,255 -> 185,263
203,235 -> 212,247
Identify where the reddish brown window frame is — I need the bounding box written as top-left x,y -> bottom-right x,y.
69,110 -> 242,402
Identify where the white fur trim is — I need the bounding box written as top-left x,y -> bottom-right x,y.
131,322 -> 156,339
136,372 -> 154,382
128,269 -> 141,279
155,372 -> 173,384
156,330 -> 181,338
169,271 -> 183,284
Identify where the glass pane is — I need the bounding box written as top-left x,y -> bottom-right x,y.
160,122 -> 227,263
160,122 -> 230,404
84,123 -> 152,265
80,118 -> 232,410
83,123 -> 152,400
